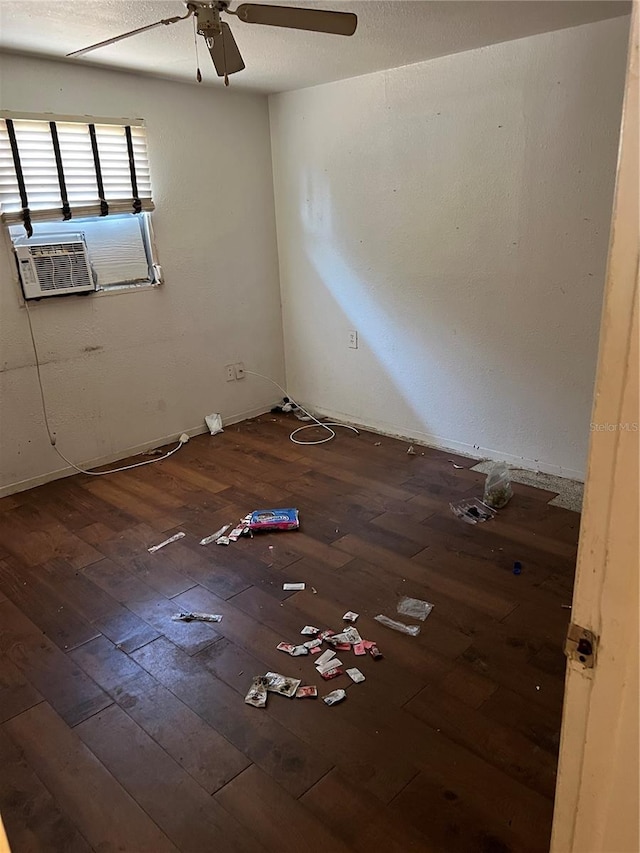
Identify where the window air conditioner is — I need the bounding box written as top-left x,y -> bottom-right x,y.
15,235 -> 96,299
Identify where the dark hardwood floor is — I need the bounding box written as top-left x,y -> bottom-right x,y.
0,414 -> 579,852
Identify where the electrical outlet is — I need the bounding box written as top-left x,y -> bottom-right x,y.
234,362 -> 246,380
225,364 -> 235,382
348,330 -> 358,349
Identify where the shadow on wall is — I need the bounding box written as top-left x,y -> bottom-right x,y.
283,29 -> 624,477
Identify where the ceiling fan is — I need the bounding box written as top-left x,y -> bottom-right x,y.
67,2 -> 358,85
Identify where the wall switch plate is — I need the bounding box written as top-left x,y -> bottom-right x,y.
225,364 -> 235,382
234,362 -> 246,380
348,330 -> 358,349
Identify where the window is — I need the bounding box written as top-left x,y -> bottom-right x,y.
0,112 -> 159,291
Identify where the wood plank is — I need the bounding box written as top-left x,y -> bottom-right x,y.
332,534 -> 517,620
404,684 -> 558,798
69,635 -> 252,795
196,635 -> 419,803
0,504 -> 101,570
0,600 -> 112,727
94,609 -> 161,654
131,636 -> 333,798
4,702 -> 178,852
124,597 -> 221,656
0,557 -> 101,652
300,767 -> 429,853
215,764 -> 352,853
0,655 -> 43,724
76,704 -> 263,853
0,727 -> 92,853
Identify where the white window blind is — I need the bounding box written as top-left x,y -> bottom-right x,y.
0,114 -> 153,234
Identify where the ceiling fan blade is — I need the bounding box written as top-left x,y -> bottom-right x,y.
204,22 -> 246,77
233,4 -> 357,36
66,9 -> 193,58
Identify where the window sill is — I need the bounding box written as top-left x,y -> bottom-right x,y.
93,282 -> 162,298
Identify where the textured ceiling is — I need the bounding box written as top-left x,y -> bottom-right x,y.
0,0 -> 630,94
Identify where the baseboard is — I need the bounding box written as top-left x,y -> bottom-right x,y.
310,405 -> 586,482
0,402 -> 278,498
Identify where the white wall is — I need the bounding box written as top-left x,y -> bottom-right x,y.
0,54 -> 284,495
269,17 -> 629,480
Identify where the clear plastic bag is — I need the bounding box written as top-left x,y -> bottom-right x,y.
397,596 -> 433,622
483,462 -> 513,509
374,614 -> 421,636
450,497 -> 496,524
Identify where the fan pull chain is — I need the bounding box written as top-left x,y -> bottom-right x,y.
193,14 -> 202,83
221,25 -> 229,86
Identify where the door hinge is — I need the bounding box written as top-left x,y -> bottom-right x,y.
565,623 -> 597,669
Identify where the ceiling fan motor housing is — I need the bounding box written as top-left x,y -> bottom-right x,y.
194,4 -> 224,36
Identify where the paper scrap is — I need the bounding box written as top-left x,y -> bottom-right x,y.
264,672 -> 301,698
148,532 -> 185,553
323,688 -> 346,705
316,657 -> 342,674
283,583 -> 305,591
315,648 -> 336,667
171,612 -> 222,623
346,667 -> 365,683
199,525 -> 230,546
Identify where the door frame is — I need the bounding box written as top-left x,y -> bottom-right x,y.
550,7 -> 639,852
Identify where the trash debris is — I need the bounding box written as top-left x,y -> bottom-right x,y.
277,642 -> 309,656
205,412 -> 224,435
450,497 -> 496,524
199,525 -> 230,546
171,612 -> 223,623
300,626 -> 320,635
407,445 -> 416,455
315,648 -> 337,668
320,667 -> 344,680
346,667 -> 365,683
323,689 -> 347,706
374,442 -> 381,446
561,604 -> 572,609
249,508 -> 300,531
397,596 -> 433,622
283,582 -> 305,591
216,536 -> 231,546
375,614 -> 421,636
342,611 -> 359,622
264,672 -> 301,697
318,630 -> 335,641
296,685 -> 318,699
448,460 -> 465,469
303,638 -> 323,650
369,645 -> 383,660
311,587 -> 318,594
327,626 -> 362,645
483,462 -> 513,509
147,531 -> 185,553
229,516 -> 252,542
316,656 -> 342,674
353,642 -> 367,656
245,676 -> 268,708
513,561 -> 522,575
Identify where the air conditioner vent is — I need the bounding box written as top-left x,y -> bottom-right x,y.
15,236 -> 96,299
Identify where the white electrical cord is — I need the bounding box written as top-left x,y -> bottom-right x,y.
24,300 -> 187,476
244,370 -> 359,446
